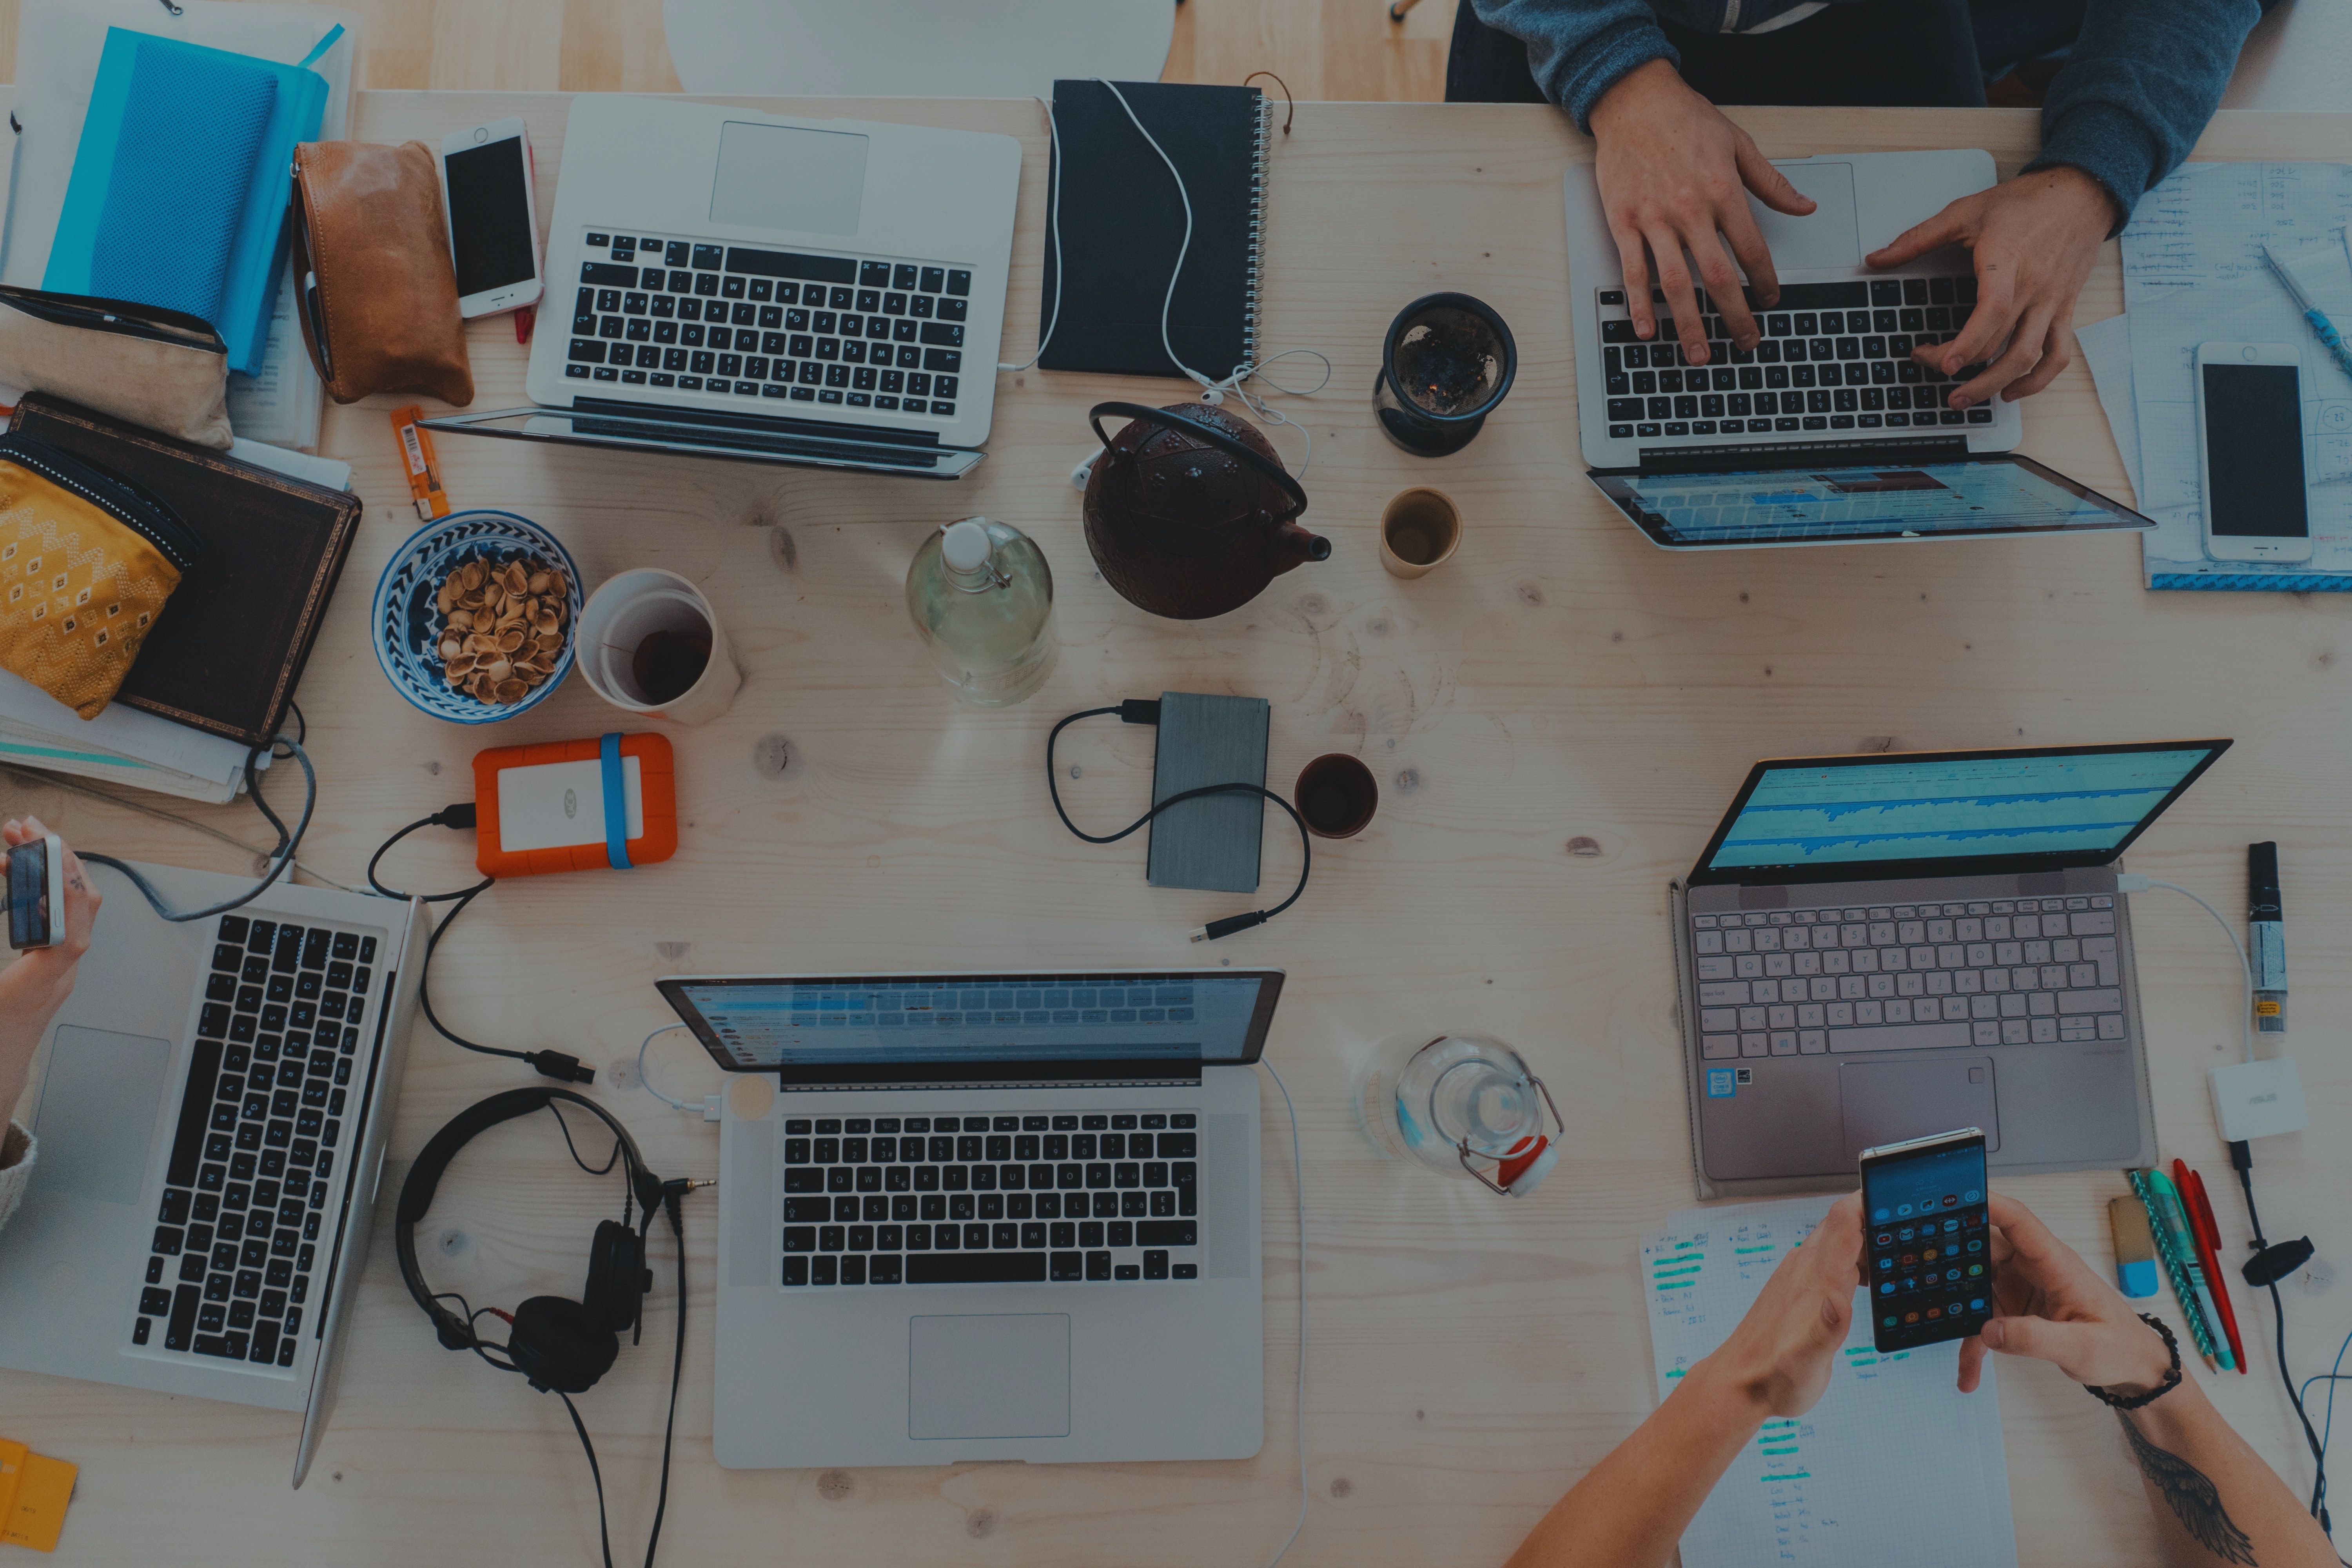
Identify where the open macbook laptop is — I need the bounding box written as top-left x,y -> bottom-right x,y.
1668,741 -> 2230,1198
1565,151 -> 2153,549
423,95 -> 1021,479
0,861 -> 426,1485
657,969 -> 1280,1468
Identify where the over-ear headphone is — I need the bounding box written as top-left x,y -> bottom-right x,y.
394,1086 -> 664,1392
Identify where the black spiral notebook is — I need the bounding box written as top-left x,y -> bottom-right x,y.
1039,80 -> 1272,381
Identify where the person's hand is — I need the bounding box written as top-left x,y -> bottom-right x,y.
1588,59 -> 1817,367
1958,1193 -> 2175,1397
1699,1194 -> 1864,1418
1866,165 -> 2119,411
3,817 -> 100,989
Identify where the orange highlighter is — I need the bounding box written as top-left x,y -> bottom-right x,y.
2175,1160 -> 2248,1373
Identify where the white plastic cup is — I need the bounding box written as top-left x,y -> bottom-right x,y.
575,568 -> 742,726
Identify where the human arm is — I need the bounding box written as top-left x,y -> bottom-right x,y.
1867,0 -> 2264,410
1962,1194 -> 2336,1567
1501,1195 -> 1864,1568
1,816 -> 101,1130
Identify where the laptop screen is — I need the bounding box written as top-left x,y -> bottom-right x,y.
657,971 -> 1283,1083
1690,741 -> 2230,885
1589,452 -> 2151,548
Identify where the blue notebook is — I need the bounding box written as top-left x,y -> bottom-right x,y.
43,27 -> 336,376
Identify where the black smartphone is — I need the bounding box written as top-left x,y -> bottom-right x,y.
1859,1127 -> 1993,1353
7,834 -> 65,950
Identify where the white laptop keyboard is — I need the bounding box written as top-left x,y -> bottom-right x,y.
1599,276 -> 1990,442
1692,895 -> 2123,1058
782,1110 -> 1200,1288
566,229 -> 969,419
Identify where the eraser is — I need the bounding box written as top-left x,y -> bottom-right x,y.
2110,1194 -> 2160,1299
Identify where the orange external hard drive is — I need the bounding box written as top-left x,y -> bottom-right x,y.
473,732 -> 677,877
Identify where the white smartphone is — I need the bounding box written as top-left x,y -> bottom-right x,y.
2196,341 -> 2312,564
6,833 -> 66,950
438,118 -> 543,319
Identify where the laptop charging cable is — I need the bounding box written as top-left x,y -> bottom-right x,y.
367,804 -> 596,1085
2117,871 -> 2333,1538
1047,699 -> 1311,940
78,714 -> 319,924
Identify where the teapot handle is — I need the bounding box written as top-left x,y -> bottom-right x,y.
1088,401 -> 1308,523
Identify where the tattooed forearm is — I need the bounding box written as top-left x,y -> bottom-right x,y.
2119,1412 -> 2259,1566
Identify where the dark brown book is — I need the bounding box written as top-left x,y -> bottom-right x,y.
9,393 -> 362,748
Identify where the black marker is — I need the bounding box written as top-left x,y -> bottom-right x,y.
2248,842 -> 2285,1034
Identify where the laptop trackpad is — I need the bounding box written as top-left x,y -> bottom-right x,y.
29,1026 -> 171,1206
1749,161 -> 1861,270
1839,1056 -> 1998,1168
908,1314 -> 1071,1440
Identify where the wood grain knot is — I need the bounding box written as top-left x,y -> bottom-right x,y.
1566,836 -> 1601,857
1393,768 -> 1421,793
1517,583 -> 1543,606
817,1469 -> 853,1500
1328,1477 -> 1353,1498
769,525 -> 797,572
655,942 -> 690,962
965,1508 -> 998,1538
1294,592 -> 1330,617
754,734 -> 792,780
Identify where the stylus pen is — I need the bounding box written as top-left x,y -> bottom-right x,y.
2248,841 -> 2286,1034
2262,244 -> 2352,384
2177,1162 -> 2249,1374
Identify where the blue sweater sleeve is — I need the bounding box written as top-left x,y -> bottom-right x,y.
1468,0 -> 1680,132
2026,0 -> 2263,230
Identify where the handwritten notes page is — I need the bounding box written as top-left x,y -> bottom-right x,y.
1641,1196 -> 2017,1568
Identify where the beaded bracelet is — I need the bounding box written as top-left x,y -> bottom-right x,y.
2085,1313 -> 2183,1410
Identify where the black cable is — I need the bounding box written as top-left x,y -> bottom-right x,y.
1046,702 -> 1312,940
643,1187 -> 690,1568
557,1389 -> 617,1568
2234,1153 -> 2345,1553
545,1100 -> 624,1180
82,733 -> 318,921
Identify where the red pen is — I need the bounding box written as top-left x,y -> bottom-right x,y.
2176,1161 -> 2249,1374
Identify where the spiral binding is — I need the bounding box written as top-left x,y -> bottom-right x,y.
1243,93 -> 1272,370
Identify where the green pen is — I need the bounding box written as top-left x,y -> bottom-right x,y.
2147,1169 -> 2235,1372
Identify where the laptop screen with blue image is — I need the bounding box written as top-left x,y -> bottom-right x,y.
1589,452 -> 2151,548
660,971 -> 1278,1073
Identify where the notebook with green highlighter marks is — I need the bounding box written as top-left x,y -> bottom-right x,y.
43,24 -> 339,376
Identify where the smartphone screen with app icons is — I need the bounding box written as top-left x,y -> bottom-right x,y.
1859,1128 -> 1992,1353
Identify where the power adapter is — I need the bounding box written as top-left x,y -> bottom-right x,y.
2209,1056 -> 2309,1142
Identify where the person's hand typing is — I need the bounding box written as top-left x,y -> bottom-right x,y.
1866,165 -> 2118,412
1958,1193 -> 2175,1397
1588,59 -> 1817,367
1699,1193 -> 1864,1418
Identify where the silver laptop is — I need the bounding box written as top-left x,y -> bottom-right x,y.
1670,741 -> 2231,1198
425,95 -> 1021,479
1564,151 -> 2153,550
656,969 -> 1279,1468
0,860 -> 425,1485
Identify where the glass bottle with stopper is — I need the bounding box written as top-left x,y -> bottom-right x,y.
1354,1031 -> 1561,1195
904,516 -> 1058,707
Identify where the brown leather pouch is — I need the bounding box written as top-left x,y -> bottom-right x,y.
290,141 -> 474,407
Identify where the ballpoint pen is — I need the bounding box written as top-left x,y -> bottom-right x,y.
2147,1168 -> 2236,1372
2175,1160 -> 2249,1374
2263,242 -> 2352,385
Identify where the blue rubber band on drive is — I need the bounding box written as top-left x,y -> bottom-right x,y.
601,732 -> 632,869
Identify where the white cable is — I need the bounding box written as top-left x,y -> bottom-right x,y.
996,94 -> 1065,374
2121,875 -> 2254,1062
637,1023 -> 700,1110
1093,78 -> 1329,479
1258,1057 -> 1308,1568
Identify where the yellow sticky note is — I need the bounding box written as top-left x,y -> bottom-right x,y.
0,1450 -> 74,1552
0,1439 -> 26,1523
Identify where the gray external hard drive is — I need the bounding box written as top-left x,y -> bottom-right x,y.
1146,691 -> 1269,894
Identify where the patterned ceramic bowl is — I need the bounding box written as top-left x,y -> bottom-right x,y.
371,510 -> 583,724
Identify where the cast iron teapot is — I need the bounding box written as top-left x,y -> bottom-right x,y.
1082,401 -> 1328,620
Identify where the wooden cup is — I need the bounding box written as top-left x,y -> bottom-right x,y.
1379,487 -> 1462,579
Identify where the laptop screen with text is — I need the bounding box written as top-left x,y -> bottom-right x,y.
1691,742 -> 2230,885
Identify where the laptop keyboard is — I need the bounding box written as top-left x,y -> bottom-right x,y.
132,914 -> 375,1368
1693,896 -> 2123,1057
1597,278 -> 1993,440
566,230 -> 968,419
782,1112 -> 1201,1288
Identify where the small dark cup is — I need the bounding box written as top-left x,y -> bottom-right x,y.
1295,754 -> 1379,839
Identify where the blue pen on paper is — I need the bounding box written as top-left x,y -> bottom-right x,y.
2264,241 -> 2352,385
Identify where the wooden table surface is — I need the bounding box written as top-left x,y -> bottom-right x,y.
3,93 -> 2349,1568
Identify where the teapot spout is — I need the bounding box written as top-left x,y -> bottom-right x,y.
1273,521 -> 1332,575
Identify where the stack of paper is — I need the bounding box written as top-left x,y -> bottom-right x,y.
1,0 -> 358,452
2094,161 -> 2352,590
1642,1195 -> 2018,1568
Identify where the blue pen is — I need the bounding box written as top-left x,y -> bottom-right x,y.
2263,243 -> 2352,384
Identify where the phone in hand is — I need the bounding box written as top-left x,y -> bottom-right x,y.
1858,1127 -> 1992,1353
6,834 -> 65,950
2196,341 -> 2312,565
438,117 -> 543,319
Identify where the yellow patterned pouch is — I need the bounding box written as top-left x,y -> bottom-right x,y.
0,435 -> 200,719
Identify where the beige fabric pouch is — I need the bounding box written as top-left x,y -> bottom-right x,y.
0,286 -> 232,449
